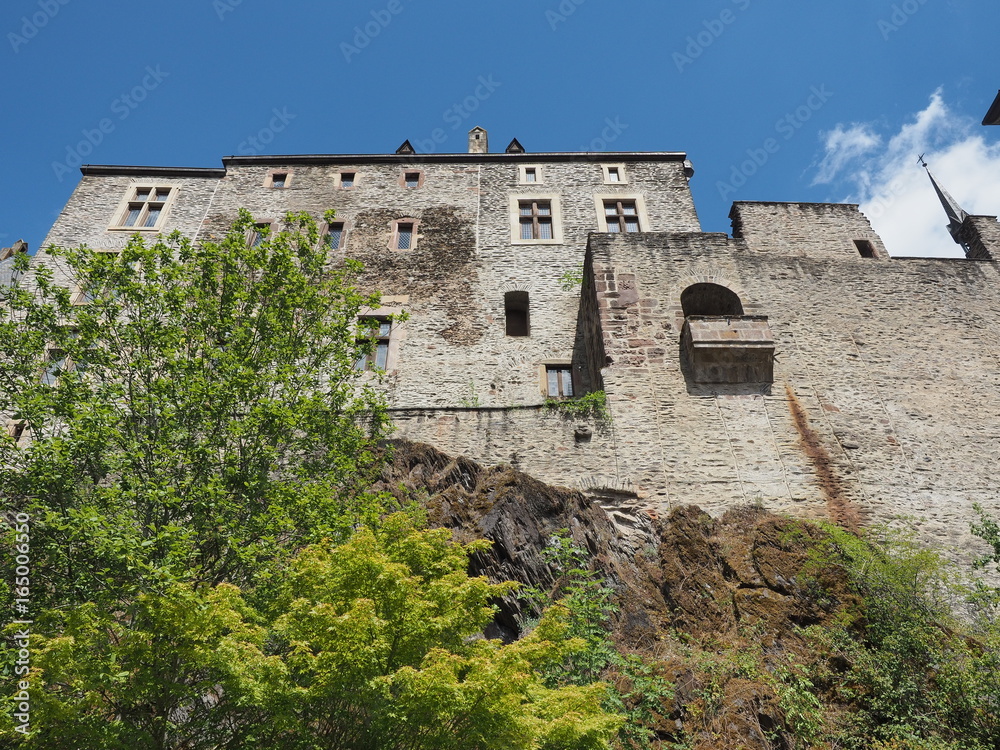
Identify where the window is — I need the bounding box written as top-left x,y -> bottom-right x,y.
510,195 -> 561,244
42,349 -> 67,386
504,291 -> 530,336
391,219 -> 419,251
519,165 -> 543,184
400,171 -> 423,188
356,318 -> 391,371
326,222 -> 345,250
248,222 -> 271,248
7,421 -> 26,444
855,239 -> 877,258
114,186 -> 173,230
338,172 -> 356,188
545,365 -> 574,398
604,200 -> 641,233
594,194 -> 648,233
602,164 -> 628,184
519,200 -> 553,240
266,171 -> 290,188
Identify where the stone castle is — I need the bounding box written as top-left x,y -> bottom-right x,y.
32,126 -> 1000,558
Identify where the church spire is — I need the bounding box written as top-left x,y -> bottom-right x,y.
920,155 -> 968,246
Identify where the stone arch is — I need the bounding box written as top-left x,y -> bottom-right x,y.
681,283 -> 744,317
667,272 -> 756,327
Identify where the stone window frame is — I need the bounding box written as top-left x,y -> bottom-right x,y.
320,217 -> 351,252
519,165 -> 544,184
335,171 -> 358,189
5,418 -> 27,445
399,170 -> 425,188
601,164 -> 628,184
264,169 -> 293,189
593,194 -> 649,233
509,194 -> 563,245
540,361 -> 575,398
389,217 -> 420,251
247,218 -> 277,248
107,184 -> 179,232
354,298 -> 408,375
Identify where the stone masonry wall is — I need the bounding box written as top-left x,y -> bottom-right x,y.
730,201 -> 889,260
586,230 -> 1000,560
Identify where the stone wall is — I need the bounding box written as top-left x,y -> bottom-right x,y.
585,229 -> 1000,558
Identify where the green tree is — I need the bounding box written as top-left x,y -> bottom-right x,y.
0,210 -> 394,607
1,517 -> 622,749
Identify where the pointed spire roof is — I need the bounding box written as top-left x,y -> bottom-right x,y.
921,158 -> 968,244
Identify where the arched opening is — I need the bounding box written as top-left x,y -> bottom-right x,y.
680,283 -> 744,317
504,291 -> 530,336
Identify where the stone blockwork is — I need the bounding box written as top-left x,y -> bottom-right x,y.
730,201 -> 889,260
582,224 -> 1000,558
32,137 -> 1000,565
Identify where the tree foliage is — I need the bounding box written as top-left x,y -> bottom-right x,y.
0,210 -> 393,606
0,216 -> 622,748
1,517 -> 621,749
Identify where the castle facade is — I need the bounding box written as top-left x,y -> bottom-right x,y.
38,128 -> 1000,556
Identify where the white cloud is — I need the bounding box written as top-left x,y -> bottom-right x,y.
813,90 -> 1000,258
812,124 -> 881,186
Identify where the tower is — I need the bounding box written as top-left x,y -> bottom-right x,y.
923,159 -> 999,260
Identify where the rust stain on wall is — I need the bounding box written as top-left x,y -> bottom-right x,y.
785,385 -> 862,533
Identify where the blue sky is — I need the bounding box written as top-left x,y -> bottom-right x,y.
1,0 -> 998,257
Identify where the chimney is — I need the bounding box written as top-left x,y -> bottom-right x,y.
468,127 -> 488,154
